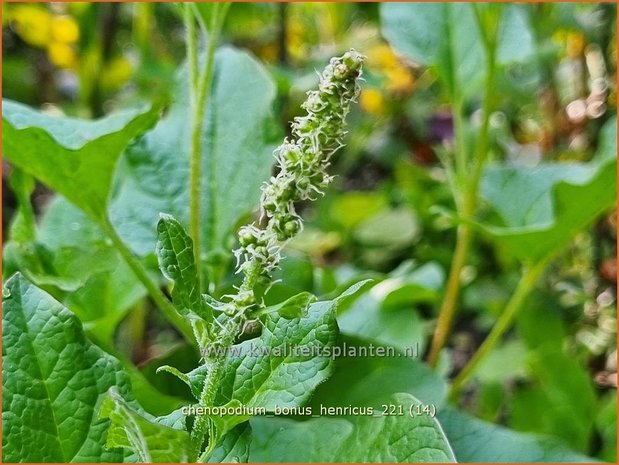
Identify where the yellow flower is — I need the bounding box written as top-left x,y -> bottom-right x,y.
51,16 -> 79,44
47,42 -> 76,69
360,88 -> 387,115
10,5 -> 51,48
366,43 -> 398,69
385,66 -> 415,94
101,57 -> 133,91
566,31 -> 585,58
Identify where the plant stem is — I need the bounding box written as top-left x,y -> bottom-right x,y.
190,329 -> 235,462
427,17 -> 499,368
449,259 -> 548,397
101,217 -> 194,343
186,3 -> 228,290
427,221 -> 473,367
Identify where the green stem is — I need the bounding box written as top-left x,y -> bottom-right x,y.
101,217 -> 194,343
190,329 -> 235,462
186,3 -> 229,290
427,221 -> 473,367
449,259 -> 548,397
427,35 -> 499,368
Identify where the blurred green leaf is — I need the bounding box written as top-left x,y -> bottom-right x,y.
338,263 -> 442,353
310,337 -> 447,408
329,191 -> 387,229
36,196 -> 147,345
479,119 -> 617,263
380,4 -> 534,98
110,47 -> 279,260
354,207 -> 419,249
2,100 -> 162,222
439,407 -> 597,462
596,394 -> 617,462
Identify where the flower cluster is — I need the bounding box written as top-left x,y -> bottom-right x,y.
224,50 -> 364,322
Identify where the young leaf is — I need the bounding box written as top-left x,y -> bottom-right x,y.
156,364 -> 208,401
156,213 -> 211,321
248,393 -> 455,462
2,100 -> 162,222
100,388 -> 190,463
1,273 -> 129,462
254,291 -> 316,319
109,47 -> 279,258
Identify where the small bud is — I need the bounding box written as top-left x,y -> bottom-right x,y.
284,219 -> 301,236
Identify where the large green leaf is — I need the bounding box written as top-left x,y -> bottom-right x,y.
479,123 -> 617,263
307,334 -> 597,463
99,389 -> 190,463
248,393 -> 455,462
216,299 -> 338,409
216,281 -> 371,409
110,46 -> 279,258
2,100 -> 161,222
380,3 -> 534,98
1,274 -> 129,462
439,407 -> 597,463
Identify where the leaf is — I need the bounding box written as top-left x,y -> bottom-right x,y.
208,424 -> 251,463
156,213 -> 210,321
479,148 -> 617,263
110,46 -> 279,259
1,273 -> 129,462
353,207 -> 419,249
2,100 -> 162,222
438,407 -> 598,462
216,297 -> 339,409
99,388 -> 190,463
6,167 -> 36,243
248,393 -> 455,462
380,3 -> 534,99
511,291 -> 598,450
338,264 -> 442,353
309,335 -> 597,462
156,364 -> 208,401
34,196 -> 146,345
309,337 -> 447,409
255,291 -> 316,319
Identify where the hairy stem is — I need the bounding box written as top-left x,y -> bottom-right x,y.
190,327 -> 235,462
101,217 -> 194,343
427,17 -> 499,367
449,259 -> 548,397
185,3 -> 229,290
